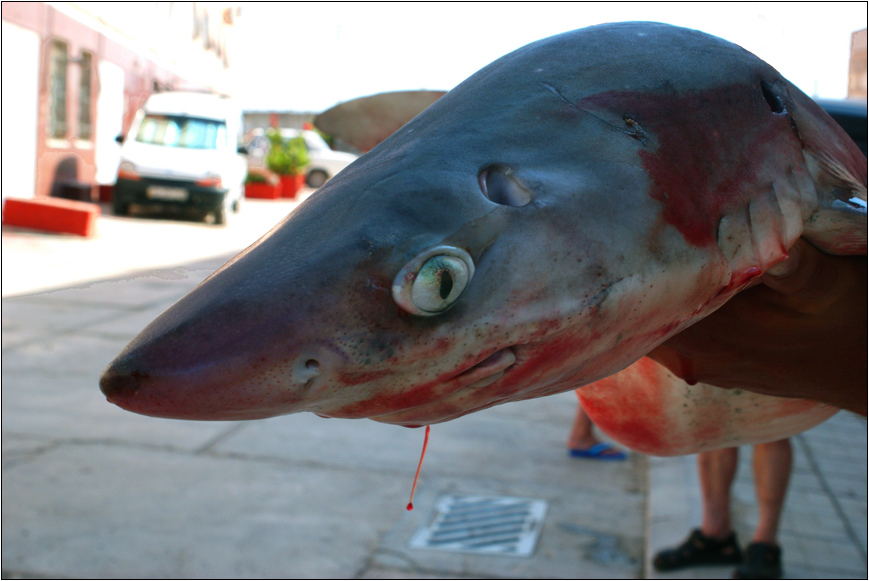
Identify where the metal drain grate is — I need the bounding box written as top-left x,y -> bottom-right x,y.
408,494 -> 548,557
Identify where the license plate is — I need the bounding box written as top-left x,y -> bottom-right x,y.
146,186 -> 188,201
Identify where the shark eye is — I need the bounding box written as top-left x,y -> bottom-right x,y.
393,246 -> 475,316
479,167 -> 532,207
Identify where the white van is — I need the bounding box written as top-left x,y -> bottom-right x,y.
113,92 -> 247,224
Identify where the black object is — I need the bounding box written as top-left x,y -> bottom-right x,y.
49,155 -> 94,202
734,542 -> 783,579
819,99 -> 868,155
55,182 -> 94,202
653,528 -> 743,571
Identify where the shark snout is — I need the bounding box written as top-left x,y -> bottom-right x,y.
99,360 -> 149,402
99,352 -> 191,419
99,338 -> 349,421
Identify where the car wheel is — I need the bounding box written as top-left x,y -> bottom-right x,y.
307,170 -> 328,189
232,197 -> 242,214
113,201 -> 129,216
213,207 -> 228,225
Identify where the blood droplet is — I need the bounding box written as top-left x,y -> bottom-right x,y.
406,425 -> 430,511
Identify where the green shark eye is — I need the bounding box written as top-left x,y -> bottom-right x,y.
393,246 -> 475,316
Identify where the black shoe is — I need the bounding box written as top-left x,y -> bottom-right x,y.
653,528 -> 743,571
733,542 -> 782,579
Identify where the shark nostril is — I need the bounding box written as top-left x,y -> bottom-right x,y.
292,354 -> 322,385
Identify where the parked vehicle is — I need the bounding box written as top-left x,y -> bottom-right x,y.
113,92 -> 248,225
818,99 -> 867,155
246,129 -> 358,188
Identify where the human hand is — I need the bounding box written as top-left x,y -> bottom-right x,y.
647,239 -> 867,415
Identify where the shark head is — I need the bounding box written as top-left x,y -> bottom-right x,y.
100,22 -> 865,429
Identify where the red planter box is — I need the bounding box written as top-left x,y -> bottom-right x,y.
245,182 -> 281,199
2,196 -> 100,238
279,174 -> 306,199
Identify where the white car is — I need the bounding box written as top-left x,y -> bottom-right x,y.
246,129 -> 358,188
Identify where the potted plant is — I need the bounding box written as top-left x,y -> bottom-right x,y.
244,169 -> 280,199
264,129 -> 310,199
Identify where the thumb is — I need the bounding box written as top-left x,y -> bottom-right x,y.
761,239 -> 847,306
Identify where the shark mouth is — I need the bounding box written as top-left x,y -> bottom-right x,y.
453,347 -> 517,388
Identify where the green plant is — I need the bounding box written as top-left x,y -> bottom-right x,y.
264,129 -> 310,176
244,171 -> 268,184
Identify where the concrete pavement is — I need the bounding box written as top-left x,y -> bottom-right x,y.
2,200 -> 866,578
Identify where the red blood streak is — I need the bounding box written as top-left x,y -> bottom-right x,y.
407,425 -> 430,511
577,358 -> 668,453
580,85 -> 797,248
332,378 -> 444,418
505,332 -> 592,387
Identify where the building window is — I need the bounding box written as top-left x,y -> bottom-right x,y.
78,51 -> 93,140
48,39 -> 68,139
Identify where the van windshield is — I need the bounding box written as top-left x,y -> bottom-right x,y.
135,114 -> 227,149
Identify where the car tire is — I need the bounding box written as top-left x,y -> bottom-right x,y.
213,207 -> 228,226
113,201 -> 129,216
306,170 -> 328,189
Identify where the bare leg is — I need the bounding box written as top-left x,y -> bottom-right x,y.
566,404 -> 600,450
652,446 -> 742,571
698,447 -> 739,539
751,439 -> 792,544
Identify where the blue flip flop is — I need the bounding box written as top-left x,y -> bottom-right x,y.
568,442 -> 627,460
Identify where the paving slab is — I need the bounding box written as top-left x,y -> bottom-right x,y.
2,444 -> 407,579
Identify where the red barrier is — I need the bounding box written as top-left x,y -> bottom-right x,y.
2,197 -> 100,238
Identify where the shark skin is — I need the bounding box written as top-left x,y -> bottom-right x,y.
577,358 -> 837,456
100,23 -> 866,453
